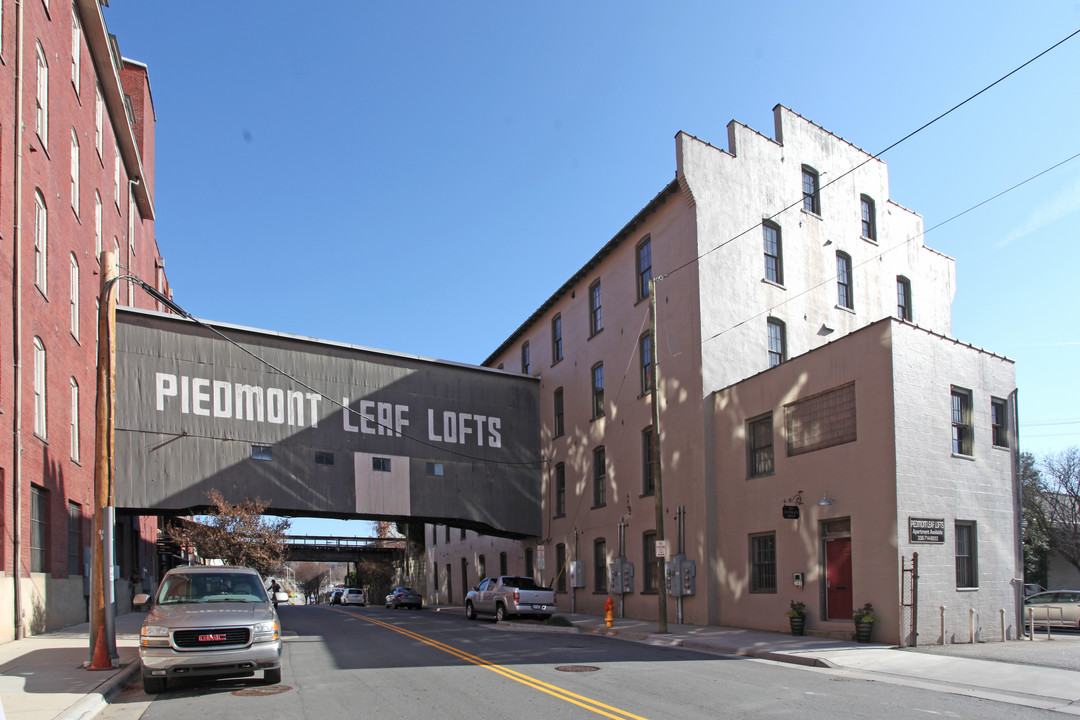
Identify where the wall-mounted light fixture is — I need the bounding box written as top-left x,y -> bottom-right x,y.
817,491 -> 835,507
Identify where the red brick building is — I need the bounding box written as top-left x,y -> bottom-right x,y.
0,0 -> 171,640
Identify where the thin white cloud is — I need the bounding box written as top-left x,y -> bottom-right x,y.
997,175 -> 1080,247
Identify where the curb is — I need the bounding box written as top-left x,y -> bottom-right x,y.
56,662 -> 140,720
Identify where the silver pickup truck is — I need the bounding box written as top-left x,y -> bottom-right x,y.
465,575 -> 556,622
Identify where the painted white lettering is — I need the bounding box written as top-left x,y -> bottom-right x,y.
473,415 -> 487,446
267,388 -> 285,424
427,408 -> 441,442
360,400 -> 376,434
342,397 -> 358,433
286,390 -> 305,426
181,375 -> 190,414
156,372 -> 177,411
459,413 -> 474,444
395,405 -> 409,438
488,416 -> 502,448
377,403 -> 394,436
307,393 -> 321,428
213,380 -> 232,418
235,385 -> 265,422
192,378 -> 211,416
442,410 -> 458,443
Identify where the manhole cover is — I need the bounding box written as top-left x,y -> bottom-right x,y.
555,665 -> 599,673
233,685 -> 292,696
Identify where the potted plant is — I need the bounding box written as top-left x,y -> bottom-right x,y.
853,602 -> 875,643
787,600 -> 807,636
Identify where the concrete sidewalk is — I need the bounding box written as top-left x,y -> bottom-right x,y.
3,607 -> 1080,719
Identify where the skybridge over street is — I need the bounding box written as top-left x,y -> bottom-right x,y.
283,536 -> 405,564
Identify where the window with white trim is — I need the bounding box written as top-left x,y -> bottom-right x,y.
33,337 -> 47,438
70,129 -> 80,214
34,191 -> 48,294
70,377 -> 79,461
955,521 -> 977,588
951,387 -> 973,456
763,221 -> 783,284
71,4 -> 81,95
69,254 -> 79,339
36,43 -> 49,146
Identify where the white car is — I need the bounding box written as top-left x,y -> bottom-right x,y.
340,587 -> 366,606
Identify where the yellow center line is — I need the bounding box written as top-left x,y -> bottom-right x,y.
334,608 -> 649,720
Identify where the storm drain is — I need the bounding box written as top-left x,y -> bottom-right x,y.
555,665 -> 599,673
233,685 -> 292,696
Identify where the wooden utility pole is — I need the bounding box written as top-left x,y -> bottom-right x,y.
649,277 -> 667,634
89,252 -> 118,669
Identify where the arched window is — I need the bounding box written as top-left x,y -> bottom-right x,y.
69,254 -> 79,338
801,165 -> 820,214
763,221 -> 783,284
34,191 -> 48,293
33,337 -> 47,438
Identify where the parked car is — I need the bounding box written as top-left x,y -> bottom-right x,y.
330,589 -> 343,605
1024,590 -> 1080,628
385,587 -> 423,609
340,587 -> 366,606
465,576 -> 556,622
133,565 -> 287,693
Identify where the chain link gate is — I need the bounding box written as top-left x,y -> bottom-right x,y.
900,552 -> 919,647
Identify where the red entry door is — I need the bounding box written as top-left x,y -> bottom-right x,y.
825,538 -> 853,620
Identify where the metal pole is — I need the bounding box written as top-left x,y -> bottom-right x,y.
649,277 -> 667,634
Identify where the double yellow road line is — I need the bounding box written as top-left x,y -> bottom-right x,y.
350,611 -> 648,720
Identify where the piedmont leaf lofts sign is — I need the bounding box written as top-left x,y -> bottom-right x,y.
114,309 -> 542,537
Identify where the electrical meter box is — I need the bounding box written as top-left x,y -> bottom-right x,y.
569,561 -> 586,588
608,558 -> 635,594
665,554 -> 696,597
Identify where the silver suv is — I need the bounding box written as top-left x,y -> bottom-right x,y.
133,565 -> 286,693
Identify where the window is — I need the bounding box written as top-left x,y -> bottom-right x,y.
639,333 -> 653,395
113,141 -> 120,205
551,313 -> 563,364
801,165 -> 820,214
315,451 -> 335,466
860,195 -> 876,240
951,387 -> 973,456
36,43 -> 49,146
642,531 -> 658,593
594,539 -> 607,593
460,528 -> 466,540
767,318 -> 785,368
426,461 -> 444,476
33,337 -> 46,438
520,341 -> 530,375
525,548 -> 534,579
637,236 -> 652,301
499,552 -> 508,575
553,387 -> 564,438
31,485 -> 47,572
252,445 -> 272,461
836,252 -> 853,309
68,501 -> 82,575
69,378 -> 79,461
69,254 -> 79,339
432,526 -> 439,545
897,276 -> 912,321
71,4 -> 81,94
955,521 -> 978,588
372,456 -> 391,472
592,447 -> 606,507
991,398 -> 1009,448
747,413 -> 773,477
95,84 -> 103,156
70,130 -> 80,214
749,533 -> 777,593
94,192 -> 102,260
554,463 -> 566,516
591,363 -> 604,419
763,221 -> 783,284
786,383 -> 857,456
588,280 -> 602,335
555,544 -> 567,593
461,558 -> 468,598
641,426 -> 656,495
445,525 -> 450,542
34,191 -> 47,294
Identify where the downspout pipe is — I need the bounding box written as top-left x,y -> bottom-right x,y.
11,0 -> 26,640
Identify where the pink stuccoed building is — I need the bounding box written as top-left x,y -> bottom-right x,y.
425,106 -> 1020,644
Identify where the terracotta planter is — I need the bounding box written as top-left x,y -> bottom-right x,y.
789,615 -> 806,636
855,620 -> 874,643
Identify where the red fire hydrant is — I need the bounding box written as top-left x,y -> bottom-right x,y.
604,597 -> 615,628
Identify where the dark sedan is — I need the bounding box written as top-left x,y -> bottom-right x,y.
385,587 -> 423,609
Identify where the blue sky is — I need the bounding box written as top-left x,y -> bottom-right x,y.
103,2 -> 1080,536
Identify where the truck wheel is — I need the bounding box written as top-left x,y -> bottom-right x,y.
264,667 -> 282,685
142,675 -> 166,694
496,604 -> 508,622
465,602 -> 476,620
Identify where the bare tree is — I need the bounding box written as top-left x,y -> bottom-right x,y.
1038,447 -> 1080,575
294,561 -> 332,598
167,490 -> 291,577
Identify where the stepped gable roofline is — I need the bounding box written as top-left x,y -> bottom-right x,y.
714,316 -> 1014,395
483,179 -> 681,368
772,104 -> 885,167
